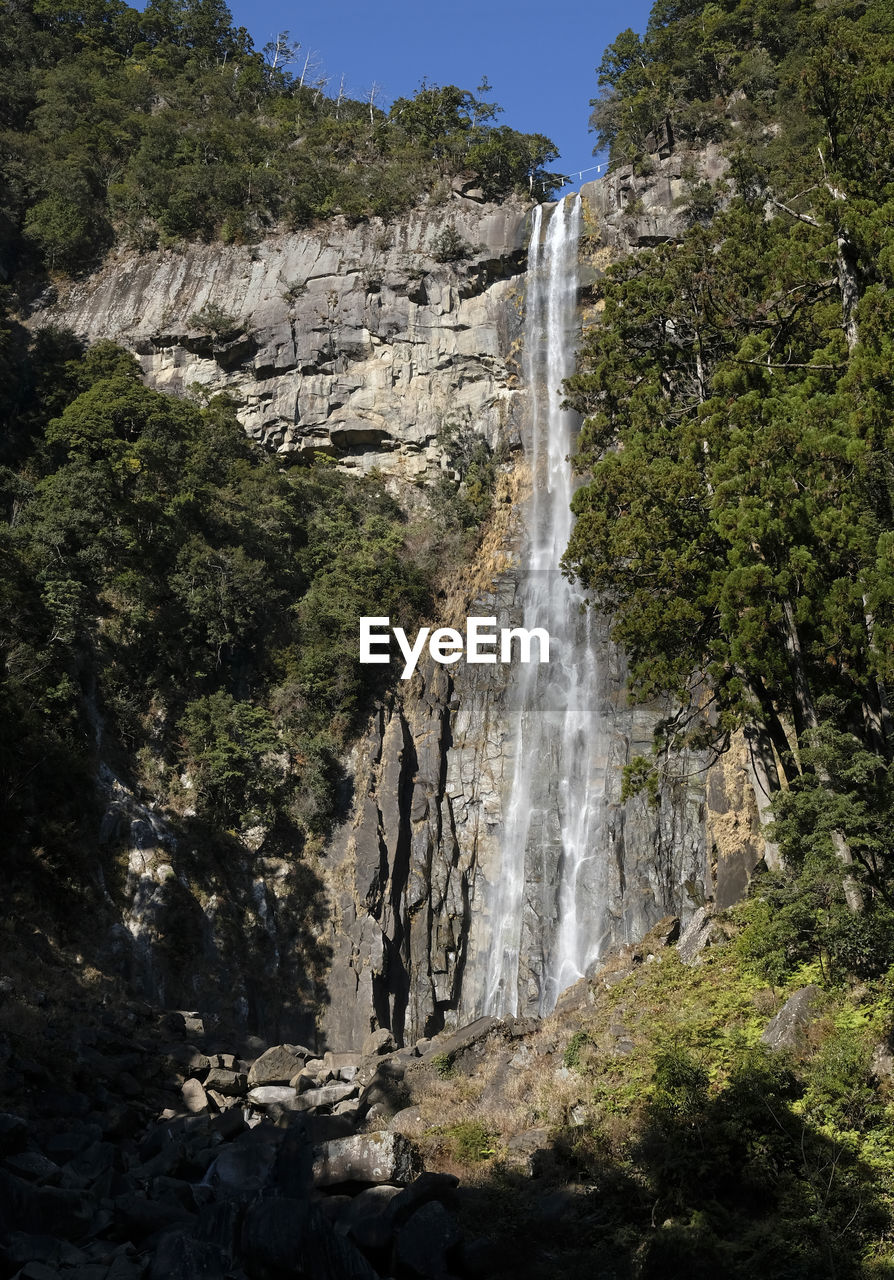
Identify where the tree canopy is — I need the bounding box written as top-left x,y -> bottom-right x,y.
0,0 -> 562,274
0,314 -> 447,911
568,0 -> 894,918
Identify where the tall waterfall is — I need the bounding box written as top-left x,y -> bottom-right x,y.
470,193 -> 612,1017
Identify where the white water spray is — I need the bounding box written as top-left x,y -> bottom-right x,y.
470,193 -> 611,1017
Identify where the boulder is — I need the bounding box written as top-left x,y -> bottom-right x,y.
0,1171 -> 95,1239
3,1152 -> 61,1185
362,1029 -> 396,1058
333,1098 -> 361,1117
322,1051 -> 363,1076
294,1082 -> 358,1111
241,1199 -> 379,1279
0,1112 -> 28,1157
247,1085 -> 297,1107
388,1105 -> 425,1134
247,1045 -> 306,1088
417,1017 -> 502,1071
181,1079 -> 208,1114
504,1128 -> 551,1176
204,1133 -> 279,1194
356,1060 -> 408,1121
3,1232 -> 87,1269
394,1200 -> 461,1278
312,1131 -> 419,1188
240,1197 -> 309,1270
386,1171 -> 459,1229
203,1068 -> 246,1097
13,1263 -> 64,1280
148,1230 -> 227,1280
113,1192 -> 195,1241
337,1183 -> 402,1251
163,1045 -> 210,1077
676,907 -> 715,965
553,977 -> 593,1015
761,986 -> 823,1053
206,1089 -> 240,1112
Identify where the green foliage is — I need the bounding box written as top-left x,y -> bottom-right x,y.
434,421 -> 506,536
177,691 -> 278,824
800,1025 -> 882,1135
0,321 -> 436,891
567,0 -> 894,931
621,755 -> 660,804
431,221 -> 469,264
563,1029 -> 595,1070
0,3 -> 562,275
548,930 -> 894,1277
431,1051 -> 455,1079
649,1044 -> 710,1125
736,872 -> 894,987
187,303 -> 240,337
440,1119 -> 496,1164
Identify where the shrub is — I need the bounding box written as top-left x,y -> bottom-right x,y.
187,303 -> 241,338
431,221 -> 469,263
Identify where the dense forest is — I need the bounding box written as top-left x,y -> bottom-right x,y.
0,0 -> 562,274
1,0 -> 894,1275
555,0 -> 894,1270
566,0 -> 894,971
0,327 -> 446,916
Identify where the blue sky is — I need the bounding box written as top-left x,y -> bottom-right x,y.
225,0 -> 656,188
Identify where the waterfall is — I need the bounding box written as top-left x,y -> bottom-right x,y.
469,192 -> 612,1018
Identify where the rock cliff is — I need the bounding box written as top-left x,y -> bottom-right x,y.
29,150 -> 766,1049
35,197 -> 529,484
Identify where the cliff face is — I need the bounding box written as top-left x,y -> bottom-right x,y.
317,149 -> 763,1049
36,197 -> 529,483
30,156 -> 766,1049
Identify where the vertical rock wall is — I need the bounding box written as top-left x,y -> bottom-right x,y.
320,149 -> 763,1048
28,156 -> 765,1049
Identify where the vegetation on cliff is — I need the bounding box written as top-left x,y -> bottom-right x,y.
0,0 -> 562,273
553,3 -> 894,1265
566,0 -> 894,945
419,923 -> 894,1278
0,318 -> 443,921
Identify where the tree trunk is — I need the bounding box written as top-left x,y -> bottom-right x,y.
747,673 -> 799,786
780,598 -> 864,911
863,597 -> 894,759
836,229 -> 860,353
743,722 -> 783,871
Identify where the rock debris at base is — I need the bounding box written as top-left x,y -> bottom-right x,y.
0,1002 -> 501,1280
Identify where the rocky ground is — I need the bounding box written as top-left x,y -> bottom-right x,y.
3,906 -> 885,1280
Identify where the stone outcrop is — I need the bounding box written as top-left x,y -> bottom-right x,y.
29,198 -> 529,483
761,985 -> 823,1053
579,141 -> 730,250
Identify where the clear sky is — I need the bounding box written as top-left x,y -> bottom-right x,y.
225,0 -> 656,189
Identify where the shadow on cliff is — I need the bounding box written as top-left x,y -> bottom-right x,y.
101,813 -> 333,1048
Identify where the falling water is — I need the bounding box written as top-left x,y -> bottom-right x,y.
473,193 -> 612,1017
